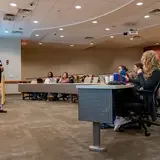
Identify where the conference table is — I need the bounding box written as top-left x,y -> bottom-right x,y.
76,84 -> 134,152
18,83 -> 96,101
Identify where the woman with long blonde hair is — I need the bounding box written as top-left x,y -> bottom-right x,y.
140,50 -> 160,90
114,50 -> 160,131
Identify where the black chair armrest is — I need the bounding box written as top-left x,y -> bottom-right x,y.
136,89 -> 153,95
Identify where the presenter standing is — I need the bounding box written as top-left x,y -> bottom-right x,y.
0,60 -> 4,83
0,60 -> 6,113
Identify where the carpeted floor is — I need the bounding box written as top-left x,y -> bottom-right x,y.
0,95 -> 160,160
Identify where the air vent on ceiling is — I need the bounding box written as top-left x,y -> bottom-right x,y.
149,9 -> 160,15
12,31 -> 23,34
84,37 -> 94,40
123,21 -> 138,27
3,14 -> 16,21
18,9 -> 32,16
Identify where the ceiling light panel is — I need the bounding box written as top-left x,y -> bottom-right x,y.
92,21 -> 97,24
75,5 -> 81,9
136,2 -> 143,6
10,3 -> 17,7
33,20 -> 38,24
144,15 -> 150,18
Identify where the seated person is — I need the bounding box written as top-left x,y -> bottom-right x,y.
125,62 -> 143,90
74,75 -> 80,83
69,75 -> 74,83
42,72 -> 56,100
118,65 -> 129,82
58,72 -> 70,83
114,50 -> 160,131
53,72 -> 70,101
69,75 -> 80,83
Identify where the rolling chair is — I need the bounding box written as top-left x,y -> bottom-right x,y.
120,81 -> 160,136
156,86 -> 160,117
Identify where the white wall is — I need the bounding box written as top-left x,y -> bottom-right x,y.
0,38 -> 21,94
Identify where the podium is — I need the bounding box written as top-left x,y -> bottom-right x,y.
76,84 -> 134,152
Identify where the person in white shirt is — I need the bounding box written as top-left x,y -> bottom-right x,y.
44,72 -> 57,84
42,72 -> 56,100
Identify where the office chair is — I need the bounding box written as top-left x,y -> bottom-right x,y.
120,81 -> 160,136
156,86 -> 160,117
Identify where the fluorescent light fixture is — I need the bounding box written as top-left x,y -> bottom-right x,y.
136,2 -> 143,6
39,43 -> 42,45
105,28 -> 110,31
59,28 -> 63,31
60,35 -> 64,38
130,37 -> 133,40
144,15 -> 150,18
75,5 -> 81,9
110,35 -> 114,38
92,21 -> 97,24
90,42 -> 94,45
33,20 -> 38,24
5,30 -> 9,33
10,3 -> 17,7
36,34 -> 39,37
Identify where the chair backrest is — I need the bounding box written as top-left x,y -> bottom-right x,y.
84,77 -> 92,83
153,81 -> 160,106
99,75 -> 105,84
92,77 -> 99,84
151,81 -> 160,121
31,80 -> 37,84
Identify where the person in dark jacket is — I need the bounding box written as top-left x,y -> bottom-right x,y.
126,62 -> 144,90
114,50 -> 160,131
0,61 -> 4,83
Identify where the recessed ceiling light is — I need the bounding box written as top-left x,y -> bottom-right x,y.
92,21 -> 97,24
110,35 -> 114,38
144,15 -> 150,18
33,20 -> 38,24
156,42 -> 159,45
136,2 -> 143,6
59,28 -> 63,31
130,37 -> 134,40
36,34 -> 39,37
90,42 -> 94,45
105,28 -> 110,31
10,3 -> 17,7
75,5 -> 81,9
39,43 -> 42,45
5,30 -> 9,33
60,35 -> 64,38
70,44 -> 74,47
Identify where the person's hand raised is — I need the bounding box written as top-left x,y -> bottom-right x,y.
137,69 -> 143,74
124,75 -> 129,81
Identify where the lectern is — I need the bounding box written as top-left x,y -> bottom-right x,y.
76,84 -> 133,152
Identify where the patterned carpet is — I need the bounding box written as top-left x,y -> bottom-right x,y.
0,95 -> 160,160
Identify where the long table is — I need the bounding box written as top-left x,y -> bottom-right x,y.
76,84 -> 134,152
18,83 -> 96,101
